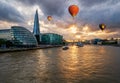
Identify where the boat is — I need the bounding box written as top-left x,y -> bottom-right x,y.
62,46 -> 69,50
76,42 -> 84,47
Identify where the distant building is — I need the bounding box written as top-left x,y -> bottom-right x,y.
0,26 -> 38,48
102,39 -> 117,45
33,10 -> 41,44
117,39 -> 120,45
41,33 -> 63,45
91,38 -> 102,44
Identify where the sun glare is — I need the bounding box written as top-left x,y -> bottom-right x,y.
69,25 -> 77,34
83,26 -> 89,31
76,35 -> 81,39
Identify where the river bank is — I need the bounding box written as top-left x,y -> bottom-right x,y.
0,45 -> 62,53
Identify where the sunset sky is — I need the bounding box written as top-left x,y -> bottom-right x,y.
0,0 -> 120,40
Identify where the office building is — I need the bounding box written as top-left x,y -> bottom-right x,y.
41,33 -> 63,45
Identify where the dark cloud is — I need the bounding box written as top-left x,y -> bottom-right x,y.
18,0 -> 67,17
40,0 -> 66,17
108,11 -> 120,27
0,1 -> 24,23
2,0 -> 120,31
78,0 -> 120,29
79,0 -> 107,8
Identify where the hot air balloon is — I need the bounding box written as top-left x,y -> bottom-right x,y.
68,5 -> 79,18
99,23 -> 106,31
47,16 -> 52,21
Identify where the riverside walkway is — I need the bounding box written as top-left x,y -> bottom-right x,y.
0,45 -> 62,53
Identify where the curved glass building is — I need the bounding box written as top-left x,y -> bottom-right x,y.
11,26 -> 38,47
0,29 -> 12,40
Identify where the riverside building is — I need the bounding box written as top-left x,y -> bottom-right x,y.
41,33 -> 63,45
33,10 -> 41,44
0,26 -> 38,48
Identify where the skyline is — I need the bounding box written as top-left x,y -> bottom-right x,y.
0,0 -> 120,40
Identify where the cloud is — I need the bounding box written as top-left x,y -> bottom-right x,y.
0,0 -> 120,39
18,0 -> 67,17
0,1 -> 25,23
16,0 -> 120,29
79,0 -> 119,8
79,0 -> 107,8
78,0 -> 120,29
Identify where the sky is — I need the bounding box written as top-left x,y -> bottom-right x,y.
0,0 -> 120,40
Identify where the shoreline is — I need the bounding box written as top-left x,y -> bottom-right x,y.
0,45 -> 62,53
0,44 -> 119,53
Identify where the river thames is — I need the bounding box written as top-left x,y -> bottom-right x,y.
0,45 -> 120,83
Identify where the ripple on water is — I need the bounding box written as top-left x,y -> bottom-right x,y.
0,45 -> 120,83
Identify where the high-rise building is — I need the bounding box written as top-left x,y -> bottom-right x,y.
33,10 -> 40,44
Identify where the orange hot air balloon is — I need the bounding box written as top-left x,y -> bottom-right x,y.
68,5 -> 79,18
99,23 -> 106,31
47,16 -> 52,21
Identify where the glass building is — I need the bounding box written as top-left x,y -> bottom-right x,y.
0,26 -> 38,47
41,33 -> 63,45
0,29 -> 12,48
11,26 -> 38,46
33,10 -> 41,44
0,29 -> 12,40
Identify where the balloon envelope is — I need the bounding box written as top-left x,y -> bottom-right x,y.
47,16 -> 52,21
99,24 -> 106,31
68,5 -> 79,17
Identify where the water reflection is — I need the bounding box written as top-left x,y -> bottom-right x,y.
56,46 -> 120,83
0,46 -> 120,83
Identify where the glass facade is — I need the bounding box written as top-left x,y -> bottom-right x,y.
0,29 -> 12,40
41,33 -> 63,45
33,10 -> 40,35
33,10 -> 40,44
11,26 -> 38,46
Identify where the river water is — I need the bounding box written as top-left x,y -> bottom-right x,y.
0,45 -> 120,83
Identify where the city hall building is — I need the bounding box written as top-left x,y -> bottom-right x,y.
0,26 -> 38,47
